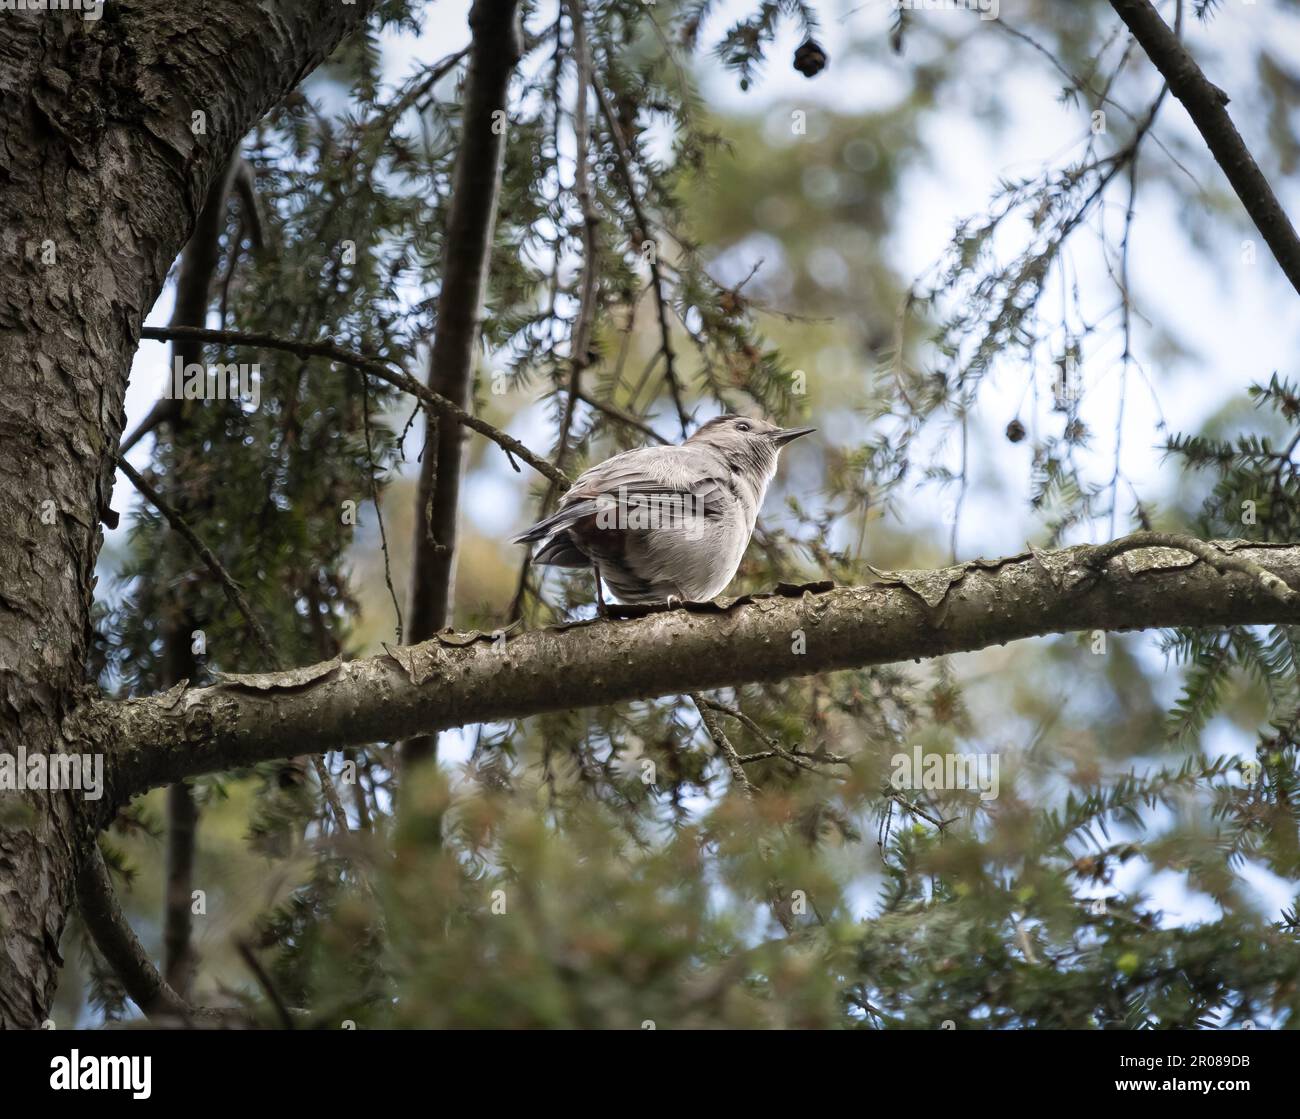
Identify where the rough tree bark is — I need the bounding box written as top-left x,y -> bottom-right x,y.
91,537 -> 1300,799
0,1 -> 375,1029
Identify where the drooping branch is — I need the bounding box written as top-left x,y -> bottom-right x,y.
137,325 -> 568,486
115,456 -> 277,666
591,77 -> 691,436
1109,0 -> 1300,296
92,535 -> 1300,802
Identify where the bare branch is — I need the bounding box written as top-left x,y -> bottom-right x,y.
312,756 -> 351,835
137,325 -> 569,486
692,693 -> 757,798
576,389 -> 669,444
405,0 -> 525,669
117,395 -> 179,458
1109,0 -> 1300,296
75,848 -> 194,1022
700,696 -> 849,773
692,694 -> 794,933
235,940 -> 295,1030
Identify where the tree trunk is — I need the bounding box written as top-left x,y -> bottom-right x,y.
0,2 -> 374,1028
402,0 -> 523,765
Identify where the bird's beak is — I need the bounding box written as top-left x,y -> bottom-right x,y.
772,426 -> 816,446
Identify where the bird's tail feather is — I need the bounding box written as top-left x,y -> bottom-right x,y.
512,500 -> 598,545
531,532 -> 589,567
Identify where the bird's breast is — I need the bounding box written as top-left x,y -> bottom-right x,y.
626,495 -> 751,601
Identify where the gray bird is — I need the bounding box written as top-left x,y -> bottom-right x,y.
515,415 -> 815,608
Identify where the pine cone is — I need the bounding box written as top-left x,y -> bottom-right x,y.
793,39 -> 828,78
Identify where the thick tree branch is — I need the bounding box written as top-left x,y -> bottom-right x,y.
120,452 -> 353,839
1109,0 -> 1300,296
75,848 -> 240,1025
91,535 -> 1300,802
1086,531 -> 1299,606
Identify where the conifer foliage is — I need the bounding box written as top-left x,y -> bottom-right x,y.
7,0 -> 1299,1029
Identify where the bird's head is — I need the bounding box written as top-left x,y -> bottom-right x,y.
686,414 -> 816,484
688,414 -> 816,451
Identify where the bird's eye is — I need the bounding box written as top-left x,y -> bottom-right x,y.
735,421 -> 751,432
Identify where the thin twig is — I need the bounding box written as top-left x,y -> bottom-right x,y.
887,792 -> 956,831
138,325 -> 569,486
700,696 -> 851,774
361,374 -> 403,644
563,0 -> 601,478
993,16 -> 1196,187
590,77 -> 691,436
576,389 -> 668,444
507,0 -> 601,624
236,940 -> 295,1030
311,756 -> 351,836
116,455 -> 276,667
691,693 -> 756,798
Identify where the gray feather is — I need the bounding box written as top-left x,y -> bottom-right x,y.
515,415 -> 812,604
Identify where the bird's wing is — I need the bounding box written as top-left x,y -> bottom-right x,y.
514,446 -> 732,546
